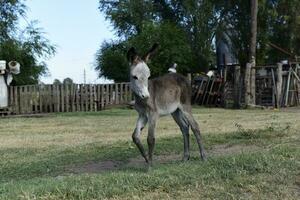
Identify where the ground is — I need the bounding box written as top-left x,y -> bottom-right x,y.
0,107 -> 299,199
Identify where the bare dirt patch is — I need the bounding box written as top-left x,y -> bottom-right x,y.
209,144 -> 260,156
280,106 -> 300,113
67,144 -> 260,174
67,160 -> 123,174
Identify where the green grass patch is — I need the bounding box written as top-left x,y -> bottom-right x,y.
0,144 -> 298,199
0,107 -> 299,199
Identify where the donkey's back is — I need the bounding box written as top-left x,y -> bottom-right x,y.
147,73 -> 192,115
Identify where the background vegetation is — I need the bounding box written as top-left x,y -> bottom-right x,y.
96,0 -> 300,82
0,0 -> 55,85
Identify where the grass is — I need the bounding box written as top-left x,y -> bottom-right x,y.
0,107 -> 299,199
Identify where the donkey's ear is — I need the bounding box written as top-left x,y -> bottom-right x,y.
127,47 -> 139,65
143,43 -> 159,62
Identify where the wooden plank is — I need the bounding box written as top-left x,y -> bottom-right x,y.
93,85 -> 97,111
120,83 -> 124,104
106,84 -> 110,107
70,84 -> 75,112
89,85 -> 93,111
65,84 -> 69,112
245,63 -> 251,106
76,84 -> 80,112
9,86 -> 13,110
234,65 -> 241,108
56,84 -> 60,112
50,85 -> 54,113
250,66 -> 256,105
61,84 -> 65,112
110,84 -> 114,105
97,85 -> 100,110
84,85 -> 88,111
285,67 -> 292,106
206,78 -> 215,105
30,85 -> 34,113
38,85 -> 42,113
33,85 -> 38,113
115,83 -> 119,105
124,83 -> 128,103
14,86 -> 19,114
79,84 -> 84,112
101,84 -> 105,109
271,68 -> 277,107
21,86 -> 25,114
201,79 -> 210,105
27,86 -> 31,113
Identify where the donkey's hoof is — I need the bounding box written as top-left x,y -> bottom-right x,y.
146,163 -> 153,172
182,156 -> 190,162
201,154 -> 207,161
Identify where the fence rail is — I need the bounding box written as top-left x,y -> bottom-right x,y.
9,83 -> 132,114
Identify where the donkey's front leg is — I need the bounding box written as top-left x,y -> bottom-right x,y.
147,114 -> 158,166
132,115 -> 148,163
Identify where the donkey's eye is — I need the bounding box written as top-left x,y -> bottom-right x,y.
133,76 -> 138,80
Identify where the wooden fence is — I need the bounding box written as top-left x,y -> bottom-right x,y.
192,76 -> 224,106
8,83 -> 132,114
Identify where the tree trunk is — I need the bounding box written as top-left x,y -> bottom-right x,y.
248,0 -> 258,105
250,0 -> 258,61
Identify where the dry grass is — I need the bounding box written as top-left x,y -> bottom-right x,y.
0,107 -> 299,149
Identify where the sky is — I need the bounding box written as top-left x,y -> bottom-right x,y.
23,0 -> 115,84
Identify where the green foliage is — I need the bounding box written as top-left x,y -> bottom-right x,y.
63,77 -> 74,85
129,22 -> 196,76
263,0 -> 300,62
97,0 -> 300,81
95,41 -> 129,82
0,0 -> 55,85
53,79 -> 62,85
216,0 -> 300,65
96,0 -> 218,81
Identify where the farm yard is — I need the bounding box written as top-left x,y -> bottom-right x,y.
0,107 -> 299,199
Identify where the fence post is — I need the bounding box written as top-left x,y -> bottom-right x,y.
250,66 -> 256,105
115,83 -> 119,105
234,65 -> 241,108
14,86 -> 19,114
245,63 -> 251,107
276,63 -> 283,108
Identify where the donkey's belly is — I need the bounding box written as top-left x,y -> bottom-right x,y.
157,102 -> 179,116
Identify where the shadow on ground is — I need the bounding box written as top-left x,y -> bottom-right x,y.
66,144 -> 259,174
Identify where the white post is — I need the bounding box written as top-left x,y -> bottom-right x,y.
0,60 -> 20,108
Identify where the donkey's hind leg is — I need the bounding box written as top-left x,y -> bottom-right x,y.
172,109 -> 190,161
181,107 -> 206,160
132,115 -> 149,163
147,113 -> 158,167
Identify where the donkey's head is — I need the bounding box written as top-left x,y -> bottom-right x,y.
127,44 -> 159,99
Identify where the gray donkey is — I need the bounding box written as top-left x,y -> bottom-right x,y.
127,44 -> 206,166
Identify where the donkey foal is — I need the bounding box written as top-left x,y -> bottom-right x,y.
127,44 -> 206,166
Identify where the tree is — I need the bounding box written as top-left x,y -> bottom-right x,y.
215,0 -> 300,65
53,79 -> 62,85
95,22 -> 195,82
97,0 -> 300,82
97,0 -> 218,81
0,0 -> 55,85
63,77 -> 74,85
95,40 -> 129,82
250,0 -> 258,61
